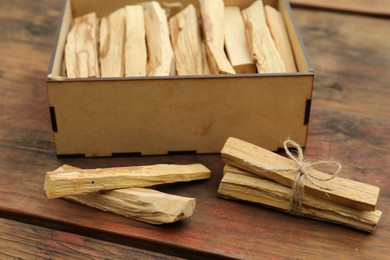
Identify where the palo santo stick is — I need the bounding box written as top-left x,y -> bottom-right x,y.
65,12 -> 100,78
141,1 -> 175,76
224,7 -> 256,74
265,5 -> 297,72
44,164 -> 211,199
54,165 -> 195,224
242,1 -> 286,73
202,41 -> 210,75
169,4 -> 203,76
100,8 -> 125,77
219,166 -> 382,233
199,0 -> 236,74
67,188 -> 196,224
221,137 -> 380,211
125,5 -> 147,77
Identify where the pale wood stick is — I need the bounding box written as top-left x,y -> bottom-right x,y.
201,41 -> 210,75
44,164 -> 211,199
65,12 -> 100,78
100,8 -> 126,77
264,5 -> 297,72
242,0 -> 286,73
224,7 -> 256,74
124,5 -> 147,77
169,4 -> 203,76
218,166 -> 381,233
140,1 -> 175,76
221,137 -> 380,211
199,0 -> 235,74
66,188 -> 196,224
53,165 -> 195,224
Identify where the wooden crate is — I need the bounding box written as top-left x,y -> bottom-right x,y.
46,0 -> 314,157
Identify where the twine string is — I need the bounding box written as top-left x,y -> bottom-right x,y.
272,139 -> 342,215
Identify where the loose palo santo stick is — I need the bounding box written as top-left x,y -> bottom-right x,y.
219,166 -> 382,233
53,165 -> 195,224
265,5 -> 297,72
44,164 -> 211,199
67,188 -> 196,224
199,0 -> 236,74
141,1 -> 175,76
169,4 -> 203,76
224,7 -> 256,74
100,8 -> 126,77
125,5 -> 147,77
242,1 -> 286,73
221,137 -> 380,211
65,12 -> 100,78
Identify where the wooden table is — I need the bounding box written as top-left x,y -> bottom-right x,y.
1,0 -> 389,258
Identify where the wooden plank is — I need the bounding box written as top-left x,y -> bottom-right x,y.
289,0 -> 390,18
100,8 -> 125,77
64,12 -> 99,78
169,4 -> 203,76
141,1 -> 175,76
199,0 -> 236,74
265,5 -> 297,72
0,218 -> 177,259
224,7 -> 256,74
44,164 -> 211,198
219,166 -> 381,232
124,5 -> 147,77
242,0 -> 286,73
221,137 -> 380,211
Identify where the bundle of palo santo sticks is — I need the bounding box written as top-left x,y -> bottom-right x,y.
64,0 -> 296,78
218,137 -> 382,232
44,164 -> 211,224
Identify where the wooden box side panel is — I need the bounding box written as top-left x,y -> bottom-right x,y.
70,0 -> 278,17
47,75 -> 313,157
279,0 -> 312,72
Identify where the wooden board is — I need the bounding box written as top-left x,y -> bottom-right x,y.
290,0 -> 390,17
0,218 -> 177,259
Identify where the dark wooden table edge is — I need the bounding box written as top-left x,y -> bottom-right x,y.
0,208 -> 237,260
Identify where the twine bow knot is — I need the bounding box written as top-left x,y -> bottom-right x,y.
278,139 -> 341,215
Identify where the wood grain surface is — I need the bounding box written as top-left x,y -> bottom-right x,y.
0,0 -> 389,259
290,0 -> 390,17
0,218 -> 178,259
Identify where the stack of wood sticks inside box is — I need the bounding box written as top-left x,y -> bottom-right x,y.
64,0 -> 297,78
44,164 -> 211,224
218,137 -> 382,232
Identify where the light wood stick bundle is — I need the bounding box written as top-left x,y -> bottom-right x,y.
169,4 -> 203,76
264,5 -> 297,72
199,0 -> 236,74
54,165 -> 195,224
65,12 -> 100,78
124,5 -> 147,77
221,137 -> 380,211
242,1 -> 286,73
219,166 -> 382,232
100,8 -> 126,77
44,164 -> 211,199
224,7 -> 256,74
141,1 -> 175,76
